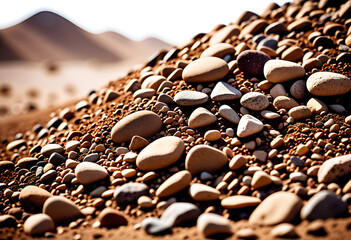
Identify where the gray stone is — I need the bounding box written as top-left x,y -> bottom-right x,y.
210,81 -> 242,101
83,153 -> 99,162
240,92 -> 269,111
160,202 -> 201,227
48,153 -> 65,166
174,91 -> 208,106
113,182 -> 149,204
218,105 -> 240,124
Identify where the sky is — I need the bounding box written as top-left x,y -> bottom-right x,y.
0,0 -> 290,45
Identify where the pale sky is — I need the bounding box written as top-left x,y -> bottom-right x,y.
0,0 -> 290,45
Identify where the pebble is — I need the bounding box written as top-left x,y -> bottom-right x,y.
40,144 -> 64,157
270,223 -> 297,238
264,59 -> 305,83
17,157 -> 39,169
189,183 -> 220,201
129,135 -> 149,150
237,115 -> 264,138
24,214 -> 55,236
136,136 -> 184,171
133,89 -> 155,99
19,185 -> 52,211
265,22 -> 287,34
218,105 -> 240,124
111,110 -> 162,143
249,191 -> 303,225
261,110 -> 280,119
138,196 -> 154,208
43,196 -> 82,224
329,104 -> 345,113
75,162 -> 108,184
229,155 -> 247,170
188,107 -> 217,129
290,172 -> 307,181
65,140 -> 80,152
307,98 -> 328,114
174,91 -> 208,106
104,89 -> 119,102
288,106 -> 312,120
240,92 -> 269,111
210,81 -> 242,101
204,130 -> 221,141
185,145 -> 227,175
201,43 -> 235,58
0,215 -> 17,228
251,171 -> 272,189
113,182 -> 149,204
209,25 -> 240,45
141,75 -> 166,90
236,228 -> 257,239
306,72 -> 351,96
161,202 -> 201,227
270,84 -> 287,99
301,190 -> 347,220
48,152 -> 65,166
0,161 -> 14,171
97,208 -> 128,228
40,170 -> 56,182
281,46 -> 304,62
317,154 -> 351,183
6,139 -> 26,151
197,213 -> 232,238
273,96 -> 299,110
156,170 -> 192,197
237,50 -> 270,75
221,195 -> 261,209
290,156 -> 304,167
182,57 -> 229,82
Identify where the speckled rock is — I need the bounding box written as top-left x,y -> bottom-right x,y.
240,92 -> 269,111
288,106 -> 312,120
306,72 -> 351,96
290,80 -> 307,99
317,154 -> 351,183
273,96 -> 299,110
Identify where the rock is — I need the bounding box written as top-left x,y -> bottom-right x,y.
240,92 -> 269,111
111,110 -> 162,143
265,22 -> 287,34
0,161 -> 14,171
156,170 -> 192,197
23,214 -> 55,236
141,75 -> 166,90
41,144 -> 64,157
136,136 -> 184,171
6,139 -> 26,151
129,135 -> 150,150
258,38 -> 278,50
161,202 -> 201,227
251,171 -> 272,189
209,25 -> 240,45
236,228 -> 257,239
221,195 -> 261,209
138,196 -> 154,208
19,185 -> 52,211
270,84 -> 287,99
301,190 -> 347,220
318,154 -> 351,183
197,213 -> 232,238
17,157 -> 39,169
65,140 -> 80,152
271,223 -> 297,238
261,110 -> 280,119
104,90 -> 119,102
189,183 -> 220,201
303,58 -> 322,70
249,191 -> 303,225
43,196 -> 82,224
182,57 -> 229,82
281,46 -> 304,62
204,130 -> 221,141
174,91 -> 208,106
229,155 -> 247,170
329,104 -> 345,113
288,106 -> 312,120
237,115 -> 264,138
97,208 -> 128,228
210,81 -> 242,101
185,145 -> 227,175
141,217 -> 171,235
201,43 -> 235,58
113,182 -> 148,204
313,36 -> 333,48
306,72 -> 351,96
307,98 -> 328,114
273,96 -> 299,110
188,107 -> 217,129
133,89 -> 155,99
83,153 -> 99,162
75,162 -> 108,184
237,50 -> 270,75
48,152 -> 65,166
264,59 -> 305,83
218,105 -> 240,124
0,215 -> 17,228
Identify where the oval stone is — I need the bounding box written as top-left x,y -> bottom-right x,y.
136,136 -> 185,171
306,72 -> 351,96
240,92 -> 269,111
288,106 -> 312,120
24,214 -> 55,236
174,91 -> 208,106
237,50 -> 270,75
264,60 -> 305,83
221,196 -> 261,209
75,162 -> 108,184
43,196 -> 82,224
201,43 -> 235,58
19,185 -> 52,211
317,154 -> 351,183
188,107 -> 217,129
156,170 -> 192,197
189,183 -> 220,201
111,110 -> 162,143
40,144 -> 64,157
197,213 -> 232,238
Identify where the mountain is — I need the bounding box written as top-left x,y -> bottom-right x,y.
0,11 -> 171,62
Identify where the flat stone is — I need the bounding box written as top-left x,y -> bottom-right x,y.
221,195 -> 261,209
24,214 -> 55,236
271,223 -> 297,238
17,157 -> 39,169
97,208 -> 128,228
197,213 -> 232,238
141,75 -> 166,90
265,22 -> 287,34
83,153 -> 99,162
182,57 -> 229,83
65,140 -> 80,152
189,183 -> 220,201
317,154 -> 351,183
249,191 -> 303,225
306,72 -> 351,96
201,43 -> 235,58
237,115 -> 264,138
111,110 -> 162,143
237,50 -> 270,75
136,136 -> 184,171
261,110 -> 280,119
188,107 -> 217,129
209,25 -> 240,45
156,170 -> 192,197
301,190 -> 347,220
41,144 -> 64,157
6,139 -> 26,151
281,46 -> 304,62
19,185 -> 52,211
210,81 -> 242,101
218,105 -> 240,124
43,196 -> 82,224
174,91 -> 208,106
264,60 -> 305,83
240,92 -> 269,111
273,96 -> 299,110
133,89 -> 156,99
75,162 -> 108,184
251,171 -> 272,189
39,170 -> 56,182
113,182 -> 148,204
288,106 -> 312,120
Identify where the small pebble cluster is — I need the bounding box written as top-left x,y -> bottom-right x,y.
1,0 -> 351,239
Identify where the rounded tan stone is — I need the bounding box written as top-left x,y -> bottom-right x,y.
43,196 -> 82,224
182,57 -> 229,83
204,130 -> 221,141
185,145 -> 227,175
141,75 -> 166,90
201,43 -> 235,58
24,214 -> 55,236
273,96 -> 299,110
136,136 -> 185,171
19,185 -> 53,211
251,171 -> 272,189
97,208 -> 128,228
188,107 -> 217,129
209,25 -> 240,45
221,196 -> 261,209
264,60 -> 305,83
303,58 -> 322,70
318,154 -> 351,183
156,170 -> 192,197
189,183 -> 220,201
229,155 -> 247,170
75,162 -> 108,184
288,106 -> 312,120
197,213 -> 232,237
281,46 -> 304,62
111,110 -> 162,143
306,72 -> 351,96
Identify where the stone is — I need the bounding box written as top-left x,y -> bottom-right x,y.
0,161 -> 14,171
270,84 -> 287,99
218,105 -> 240,124
19,185 -> 52,211
40,169 -> 56,182
237,115 -> 264,138
306,72 -> 351,96
104,89 -> 119,102
271,223 -> 297,238
141,217 -> 171,235
75,162 -> 108,184
197,213 -> 232,238
237,50 -> 270,75
201,43 -> 235,58
209,25 -> 240,45
113,182 -> 148,204
264,60 -> 305,83
24,214 -> 55,236
43,196 -> 82,224
141,75 -> 166,90
83,153 -> 99,162
75,100 -> 89,111
307,98 -> 328,114
41,144 -> 64,157
236,228 -> 257,239
329,104 -> 345,113
188,107 -> 217,129
265,22 -> 287,34
136,136 -> 184,171
301,190 -> 347,220
111,110 -> 162,143
17,157 -> 39,169
129,135 -> 149,150
288,106 -> 312,120
182,57 -> 229,82
97,208 -> 128,228
240,92 -> 269,111
156,170 -> 192,197
221,195 -> 261,209
317,154 -> 351,183
133,89 -> 155,99
161,202 -> 201,227
281,46 -> 304,62
65,140 -> 80,152
48,152 -> 65,166
313,36 -> 333,48
210,81 -> 242,101
174,91 -> 208,106
303,58 -> 322,70
204,130 -> 221,141
249,191 -> 303,225
273,96 -> 299,110
185,145 -> 227,175
261,110 -> 280,119
6,139 -> 26,151
189,183 -> 220,201
229,155 -> 247,170
251,171 -> 272,189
